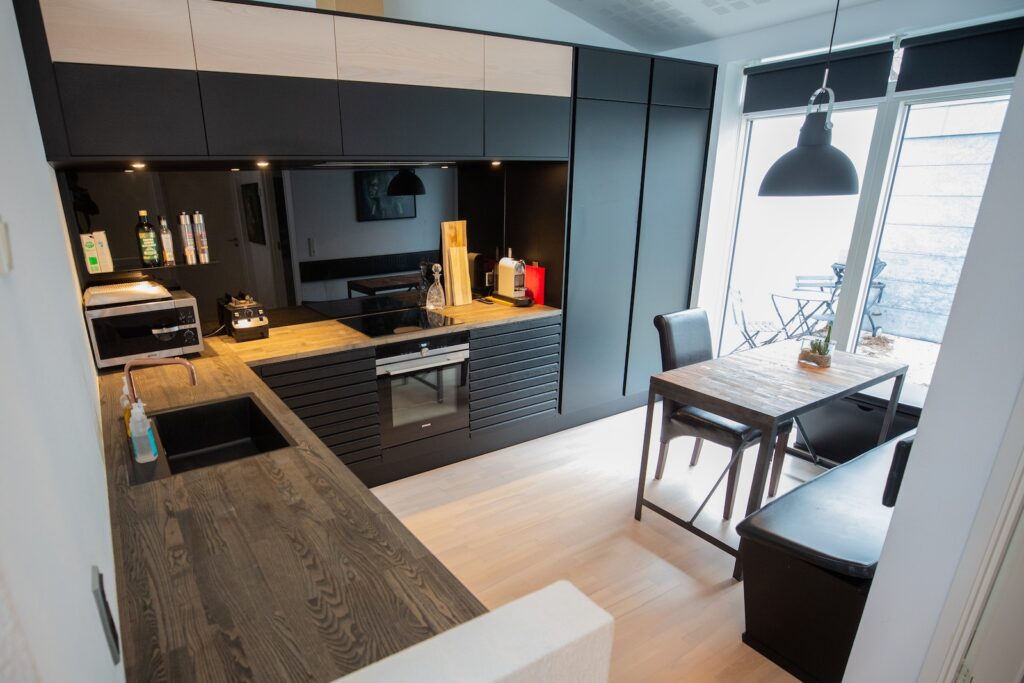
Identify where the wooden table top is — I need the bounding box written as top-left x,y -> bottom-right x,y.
651,341 -> 908,428
99,343 -> 487,682
218,301 -> 561,366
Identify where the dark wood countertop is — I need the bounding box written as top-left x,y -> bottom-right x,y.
100,342 -> 488,681
216,301 -> 562,366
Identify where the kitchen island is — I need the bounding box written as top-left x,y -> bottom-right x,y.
98,303 -> 558,681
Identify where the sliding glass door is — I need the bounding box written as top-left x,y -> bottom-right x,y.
853,95 -> 1010,394
720,108 -> 877,355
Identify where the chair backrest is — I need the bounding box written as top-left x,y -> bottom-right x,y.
653,309 -> 713,372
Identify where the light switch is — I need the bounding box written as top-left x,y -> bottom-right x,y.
0,220 -> 11,274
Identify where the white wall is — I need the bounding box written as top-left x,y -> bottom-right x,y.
846,54 -> 1024,681
0,3 -> 120,681
382,0 -> 632,50
288,168 -> 456,301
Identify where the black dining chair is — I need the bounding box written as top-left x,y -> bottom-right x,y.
653,309 -> 793,519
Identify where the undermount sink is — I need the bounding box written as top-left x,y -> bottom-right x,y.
151,395 -> 290,475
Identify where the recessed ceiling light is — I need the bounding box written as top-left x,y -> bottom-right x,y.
130,162 -> 146,169
124,169 -> 134,173
230,167 -> 240,172
256,161 -> 270,168
441,165 -> 449,169
491,160 -> 502,167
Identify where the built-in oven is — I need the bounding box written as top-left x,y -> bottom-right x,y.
376,331 -> 470,448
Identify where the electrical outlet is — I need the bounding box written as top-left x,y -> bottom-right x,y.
0,220 -> 11,274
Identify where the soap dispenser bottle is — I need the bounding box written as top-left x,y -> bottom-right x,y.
128,401 -> 158,464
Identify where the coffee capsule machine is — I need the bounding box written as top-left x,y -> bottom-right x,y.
492,250 -> 532,306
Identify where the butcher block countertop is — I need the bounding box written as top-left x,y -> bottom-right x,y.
219,301 -> 562,366
99,303 -> 559,681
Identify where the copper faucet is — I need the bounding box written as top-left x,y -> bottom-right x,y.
123,358 -> 198,404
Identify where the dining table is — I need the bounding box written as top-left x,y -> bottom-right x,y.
633,340 -> 908,579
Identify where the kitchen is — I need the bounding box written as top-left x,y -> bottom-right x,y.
2,1 -> 1024,682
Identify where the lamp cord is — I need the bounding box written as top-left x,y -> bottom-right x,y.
822,0 -> 841,89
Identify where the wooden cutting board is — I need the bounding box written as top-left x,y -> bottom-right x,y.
448,245 -> 472,306
441,220 -> 470,306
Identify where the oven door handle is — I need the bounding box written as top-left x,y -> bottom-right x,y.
378,353 -> 468,377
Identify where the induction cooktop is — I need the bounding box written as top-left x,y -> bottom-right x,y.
340,307 -> 456,338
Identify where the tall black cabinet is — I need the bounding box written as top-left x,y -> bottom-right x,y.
561,96 -> 649,415
561,49 -> 715,418
624,105 -> 711,395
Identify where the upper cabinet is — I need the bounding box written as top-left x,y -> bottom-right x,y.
483,36 -> 572,97
576,48 -> 651,103
189,0 -> 338,80
40,0 -> 206,156
482,37 -> 573,159
39,0 -> 196,70
335,17 -> 485,157
24,0 -> 709,161
335,17 -> 484,90
650,59 -> 715,109
188,0 -> 342,155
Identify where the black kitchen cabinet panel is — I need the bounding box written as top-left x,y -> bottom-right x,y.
54,63 -> 207,156
484,92 -> 570,158
469,316 -> 561,433
339,81 -> 483,157
200,72 -> 343,156
576,48 -> 651,103
625,105 -> 710,395
562,98 -> 648,414
258,347 -> 380,466
651,59 -> 716,109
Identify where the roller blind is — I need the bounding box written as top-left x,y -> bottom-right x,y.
743,43 -> 894,113
896,18 -> 1024,92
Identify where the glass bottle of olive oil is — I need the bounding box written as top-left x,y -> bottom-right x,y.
135,210 -> 160,267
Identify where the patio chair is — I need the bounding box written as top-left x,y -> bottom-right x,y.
727,290 -> 781,354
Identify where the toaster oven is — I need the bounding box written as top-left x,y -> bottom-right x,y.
85,290 -> 203,369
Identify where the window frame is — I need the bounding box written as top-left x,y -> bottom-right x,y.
717,69 -> 1014,364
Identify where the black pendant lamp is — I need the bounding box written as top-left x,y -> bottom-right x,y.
386,169 -> 426,196
758,0 -> 859,197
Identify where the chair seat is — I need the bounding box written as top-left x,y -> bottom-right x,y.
666,406 -> 792,449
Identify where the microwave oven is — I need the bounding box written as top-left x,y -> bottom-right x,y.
85,290 -> 203,369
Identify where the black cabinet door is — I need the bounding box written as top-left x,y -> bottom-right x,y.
200,72 -> 343,156
576,48 -> 651,103
624,105 -> 710,395
650,60 -> 716,109
54,63 -> 207,156
484,92 -> 570,159
339,81 -> 483,157
562,98 -> 647,414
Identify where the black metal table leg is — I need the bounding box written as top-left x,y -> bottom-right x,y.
879,371 -> 906,444
634,387 -> 658,521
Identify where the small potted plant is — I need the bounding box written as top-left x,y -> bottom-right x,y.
799,324 -> 835,368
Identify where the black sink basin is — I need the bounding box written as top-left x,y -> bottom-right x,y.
152,395 -> 290,475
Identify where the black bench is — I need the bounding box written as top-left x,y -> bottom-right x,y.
735,431 -> 915,683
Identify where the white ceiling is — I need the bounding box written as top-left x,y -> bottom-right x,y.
547,0 -> 879,52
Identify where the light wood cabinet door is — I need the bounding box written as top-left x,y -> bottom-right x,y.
335,17 -> 484,90
484,36 -> 573,97
38,0 -> 196,70
189,0 -> 338,80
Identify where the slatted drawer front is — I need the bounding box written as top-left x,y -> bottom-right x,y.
257,348 -> 380,464
469,316 -> 561,433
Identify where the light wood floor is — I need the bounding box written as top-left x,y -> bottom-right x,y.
374,404 -> 823,682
